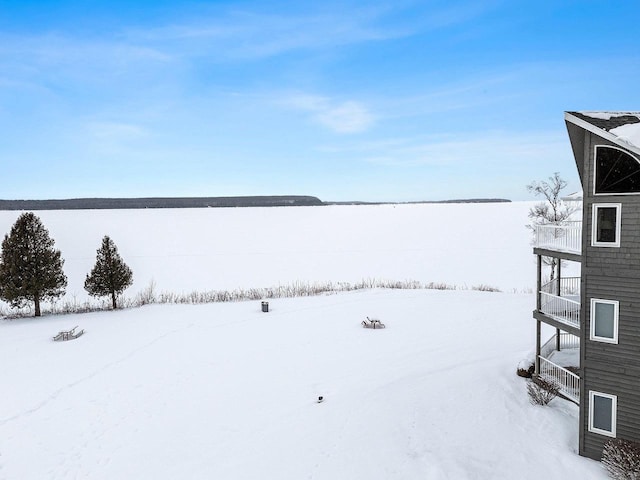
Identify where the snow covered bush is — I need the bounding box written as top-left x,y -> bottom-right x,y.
527,376 -> 559,405
602,438 -> 640,479
517,360 -> 535,378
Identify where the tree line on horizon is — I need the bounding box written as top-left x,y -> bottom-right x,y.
0,212 -> 133,316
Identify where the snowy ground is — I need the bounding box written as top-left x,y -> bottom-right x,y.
1,290 -> 604,479
0,202 -> 537,308
0,203 -> 604,479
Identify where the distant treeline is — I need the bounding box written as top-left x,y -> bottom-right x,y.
0,196 -> 511,211
326,198 -> 512,205
0,196 -> 324,210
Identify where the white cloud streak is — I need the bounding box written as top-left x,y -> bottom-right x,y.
122,5 -> 411,59
284,94 -> 375,133
80,121 -> 151,157
324,130 -> 569,167
0,1 -> 497,75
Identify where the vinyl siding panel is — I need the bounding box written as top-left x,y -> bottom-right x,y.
581,364 -> 640,460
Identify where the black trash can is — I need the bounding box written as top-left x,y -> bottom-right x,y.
261,301 -> 269,313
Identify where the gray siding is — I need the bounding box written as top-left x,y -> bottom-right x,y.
581,364 -> 640,460
579,131 -> 640,457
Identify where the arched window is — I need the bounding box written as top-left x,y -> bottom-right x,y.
595,146 -> 640,194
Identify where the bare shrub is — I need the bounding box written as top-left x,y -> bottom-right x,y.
135,280 -> 157,306
472,284 -> 502,292
527,376 -> 559,405
424,282 -> 457,290
0,277 -> 511,319
602,439 -> 640,480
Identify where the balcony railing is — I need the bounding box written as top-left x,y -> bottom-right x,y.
540,277 -> 580,297
538,356 -> 580,404
540,332 -> 580,359
539,291 -> 580,329
534,222 -> 582,255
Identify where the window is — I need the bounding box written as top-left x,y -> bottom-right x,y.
590,299 -> 619,343
589,391 -> 617,437
592,204 -> 621,247
594,146 -> 640,194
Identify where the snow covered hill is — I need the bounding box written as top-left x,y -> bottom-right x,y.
0,290 -> 604,479
0,202 -> 604,478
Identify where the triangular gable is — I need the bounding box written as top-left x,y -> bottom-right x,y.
565,112 -> 640,157
565,112 -> 640,184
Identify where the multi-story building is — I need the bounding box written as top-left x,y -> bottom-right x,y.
533,111 -> 640,459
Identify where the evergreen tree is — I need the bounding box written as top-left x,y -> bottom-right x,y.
0,212 -> 67,316
84,235 -> 133,309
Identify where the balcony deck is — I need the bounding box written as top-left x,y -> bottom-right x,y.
533,223 -> 582,261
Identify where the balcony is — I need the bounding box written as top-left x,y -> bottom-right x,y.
538,333 -> 580,404
538,277 -> 580,330
533,222 -> 582,257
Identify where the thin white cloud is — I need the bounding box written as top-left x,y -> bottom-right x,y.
0,2 -> 496,71
82,121 -> 151,156
0,1 -> 505,97
284,94 -> 375,134
0,33 -> 171,67
316,101 -> 375,134
87,121 -> 149,140
325,131 -> 569,167
123,5 -> 412,59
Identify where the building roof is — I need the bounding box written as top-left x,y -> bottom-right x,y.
565,111 -> 640,156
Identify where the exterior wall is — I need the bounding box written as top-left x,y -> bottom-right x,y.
581,364 -> 640,459
579,131 -> 640,459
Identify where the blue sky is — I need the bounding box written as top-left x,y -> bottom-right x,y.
1,1 -> 639,201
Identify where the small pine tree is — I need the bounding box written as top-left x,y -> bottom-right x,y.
84,235 -> 133,309
0,212 -> 67,316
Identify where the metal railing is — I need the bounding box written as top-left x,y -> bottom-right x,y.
540,332 -> 580,359
534,223 -> 582,255
538,356 -> 580,404
540,277 -> 581,297
539,292 -> 580,328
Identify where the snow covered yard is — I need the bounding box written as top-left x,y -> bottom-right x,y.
0,289 -> 605,479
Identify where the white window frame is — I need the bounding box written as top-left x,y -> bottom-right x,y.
590,298 -> 619,344
593,145 -> 640,196
591,203 -> 621,247
588,391 -> 617,437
